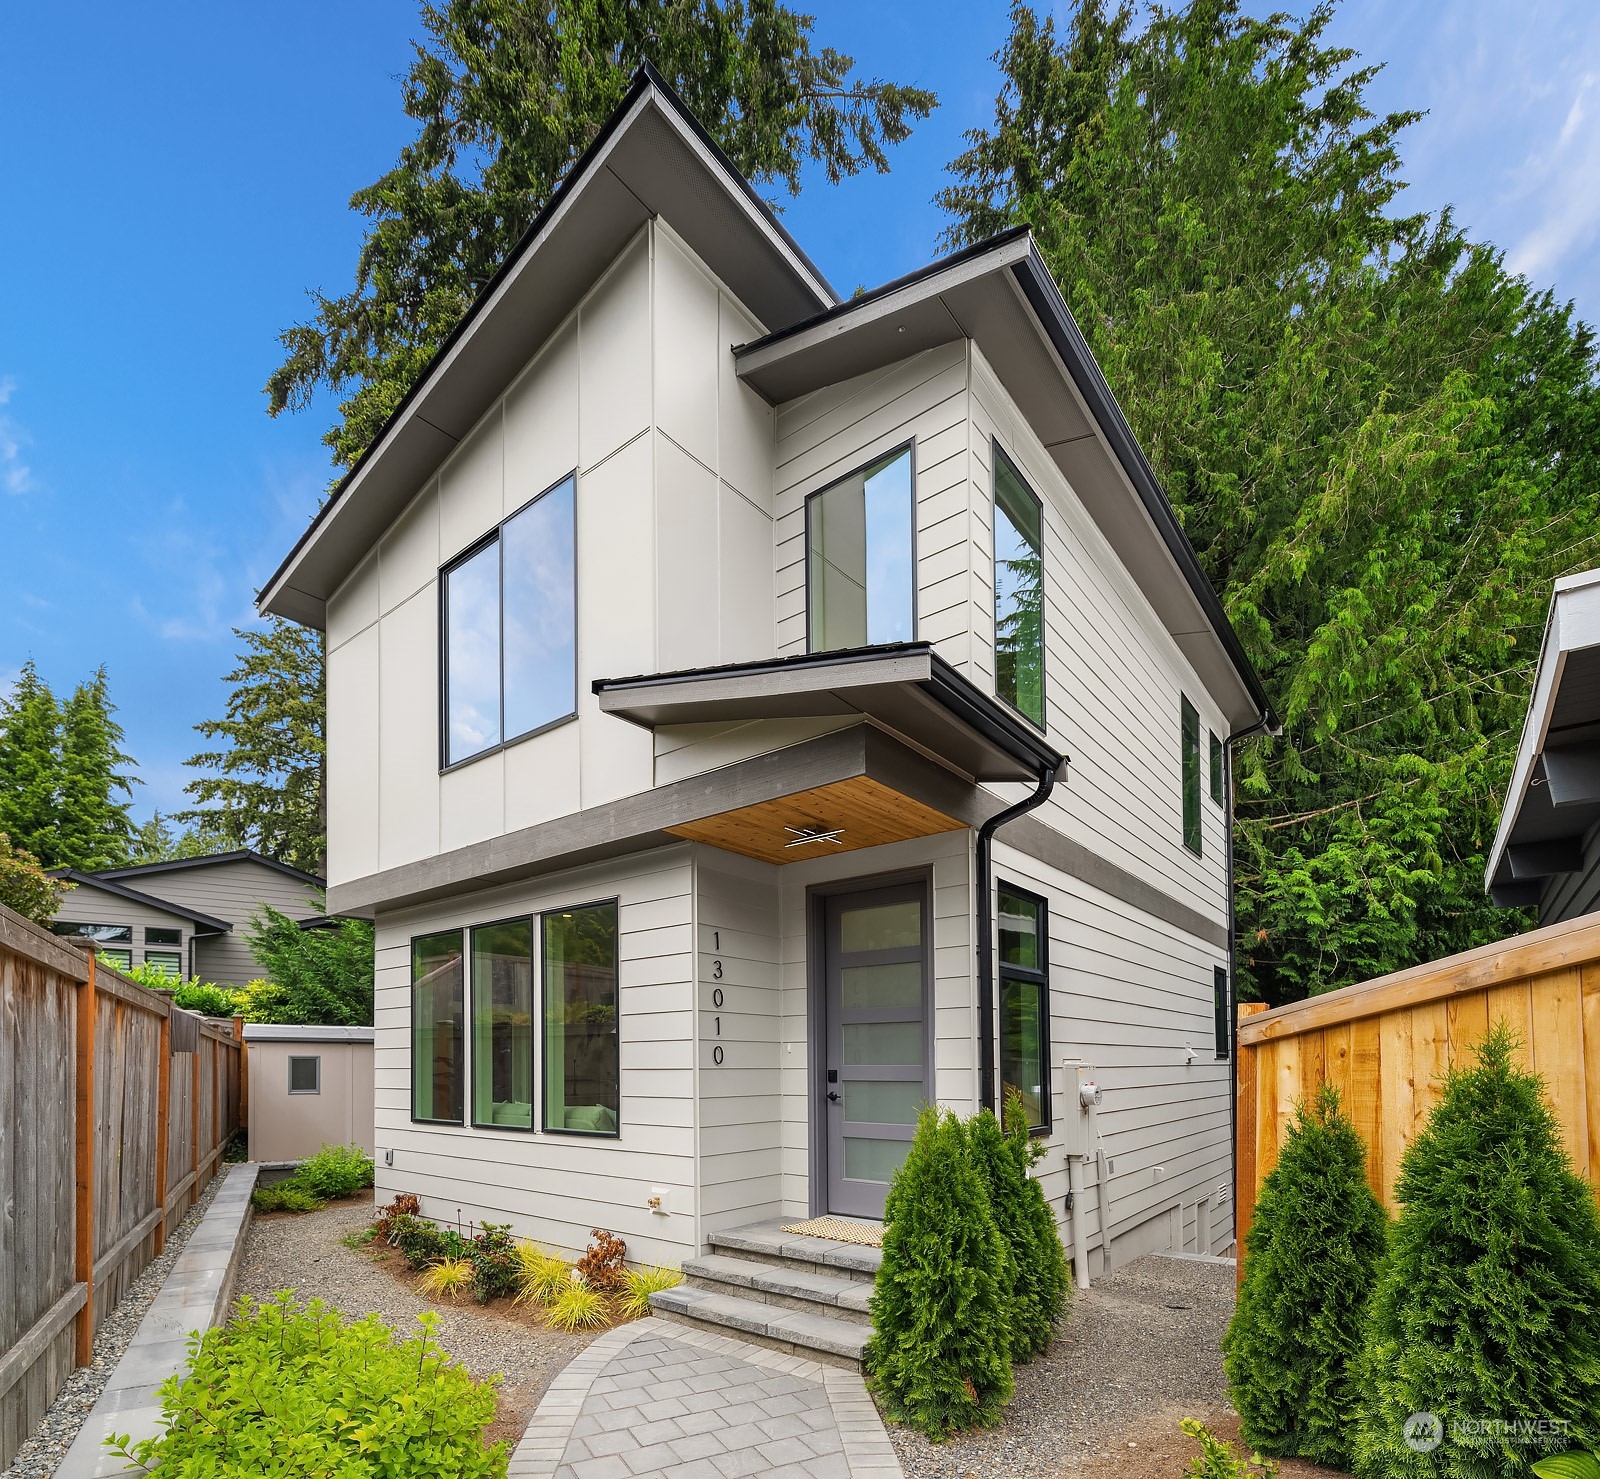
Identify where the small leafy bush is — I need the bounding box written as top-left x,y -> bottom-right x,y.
513,1244 -> 574,1307
1224,1085 -> 1386,1469
618,1265 -> 682,1318
251,1182 -> 323,1214
576,1228 -> 627,1292
374,1192 -> 420,1240
865,1105 -> 1013,1440
294,1143 -> 375,1200
389,1213 -> 451,1270
545,1280 -> 609,1331
468,1223 -> 520,1303
418,1257 -> 476,1301
173,979 -> 243,1017
105,1294 -> 505,1477
1180,1418 -> 1279,1477
1535,1452 -> 1600,1478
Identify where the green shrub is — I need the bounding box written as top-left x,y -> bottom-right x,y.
294,1143 -> 375,1200
388,1212 -> 470,1270
251,1182 -> 324,1214
967,1092 -> 1069,1362
1354,1024 -> 1600,1476
618,1265 -> 682,1318
468,1223 -> 520,1303
106,1293 -> 505,1477
865,1106 -> 1014,1440
172,979 -> 243,1017
243,905 -> 374,1026
1223,1084 -> 1386,1469
1180,1418 -> 1279,1477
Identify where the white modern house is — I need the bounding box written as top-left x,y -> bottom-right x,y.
260,67 -> 1272,1355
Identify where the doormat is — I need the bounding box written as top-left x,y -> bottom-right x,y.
779,1216 -> 884,1247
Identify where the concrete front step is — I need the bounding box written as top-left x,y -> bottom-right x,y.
648,1284 -> 869,1368
682,1252 -> 873,1325
706,1222 -> 882,1283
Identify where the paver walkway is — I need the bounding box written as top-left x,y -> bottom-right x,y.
508,1318 -> 901,1479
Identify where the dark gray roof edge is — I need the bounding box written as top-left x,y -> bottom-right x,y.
593,640 -> 1064,776
257,62 -> 836,623
51,870 -> 234,934
97,848 -> 324,887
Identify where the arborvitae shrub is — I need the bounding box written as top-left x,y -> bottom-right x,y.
865,1106 -> 1014,1439
1223,1084 -> 1386,1468
1354,1024 -> 1600,1477
967,1092 -> 1069,1362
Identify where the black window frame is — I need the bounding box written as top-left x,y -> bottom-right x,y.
803,439 -> 918,655
1213,966 -> 1230,1060
97,947 -> 133,972
540,895 -> 622,1139
1209,730 -> 1224,806
438,470 -> 578,774
143,951 -> 182,978
288,1055 -> 322,1094
991,440 -> 1047,732
53,922 -> 132,944
145,926 -> 181,946
411,927 -> 467,1126
1181,695 -> 1202,855
469,913 -> 538,1134
997,880 -> 1052,1135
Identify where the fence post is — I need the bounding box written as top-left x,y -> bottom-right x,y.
154,1004 -> 171,1254
212,1035 -> 221,1167
73,950 -> 97,1365
1234,1002 -> 1269,1287
234,1014 -> 247,1138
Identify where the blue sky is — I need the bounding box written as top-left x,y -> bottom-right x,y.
3,0 -> 1598,827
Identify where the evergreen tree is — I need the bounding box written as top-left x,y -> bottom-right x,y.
267,0 -> 937,469
242,904 -> 374,1027
55,667 -> 137,871
967,1093 -> 1069,1362
179,619 -> 326,876
865,1107 -> 1014,1440
0,661 -> 63,866
0,833 -> 70,927
1354,1025 -> 1600,1477
941,0 -> 1600,1001
1223,1085 -> 1386,1469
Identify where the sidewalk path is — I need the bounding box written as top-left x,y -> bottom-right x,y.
507,1318 -> 901,1479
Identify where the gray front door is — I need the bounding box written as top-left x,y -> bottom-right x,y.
823,881 -> 931,1219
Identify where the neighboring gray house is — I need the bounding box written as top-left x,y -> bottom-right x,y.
50,850 -> 323,985
257,67 -> 1272,1341
1488,569 -> 1600,922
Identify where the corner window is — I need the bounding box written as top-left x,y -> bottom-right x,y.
145,926 -> 181,946
1213,966 -> 1230,1060
1209,731 -> 1224,805
289,1055 -> 321,1094
412,930 -> 465,1123
1181,696 -> 1201,854
993,446 -> 1044,727
542,900 -> 619,1136
998,883 -> 1050,1131
144,952 -> 182,977
442,473 -> 576,768
806,446 -> 914,652
472,918 -> 534,1130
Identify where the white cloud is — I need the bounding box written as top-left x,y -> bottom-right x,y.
0,378 -> 34,495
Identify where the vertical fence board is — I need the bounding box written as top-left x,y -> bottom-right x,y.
1485,982 -> 1535,1068
1531,968 -> 1588,1172
1584,965 -> 1600,1188
1447,989 -> 1491,1068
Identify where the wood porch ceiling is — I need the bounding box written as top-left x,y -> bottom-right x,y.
666,774 -> 965,865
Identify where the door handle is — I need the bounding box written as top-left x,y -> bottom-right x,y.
827,1091 -> 841,1103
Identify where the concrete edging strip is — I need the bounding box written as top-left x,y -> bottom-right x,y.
54,1162 -> 259,1478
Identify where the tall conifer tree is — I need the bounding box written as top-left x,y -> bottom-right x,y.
0,661 -> 63,866
56,667 -> 138,871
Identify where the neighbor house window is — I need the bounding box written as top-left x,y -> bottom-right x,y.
143,952 -> 182,977
807,446 -> 914,652
412,930 -> 465,1123
998,883 -> 1050,1131
98,949 -> 133,971
52,922 -> 132,944
993,446 -> 1044,727
542,900 -> 619,1135
1209,731 -> 1224,805
472,917 -> 534,1130
1181,696 -> 1201,855
1214,967 -> 1230,1060
289,1055 -> 321,1093
145,926 -> 181,946
443,473 -> 576,767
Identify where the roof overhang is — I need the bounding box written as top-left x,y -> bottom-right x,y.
52,871 -> 233,934
258,64 -> 835,630
734,232 -> 1273,734
593,642 -> 1064,784
1487,570 -> 1600,905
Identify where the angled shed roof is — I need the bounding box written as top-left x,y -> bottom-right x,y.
52,871 -> 233,934
96,849 -> 323,886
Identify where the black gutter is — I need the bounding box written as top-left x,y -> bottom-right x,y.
976,760 -> 1061,1113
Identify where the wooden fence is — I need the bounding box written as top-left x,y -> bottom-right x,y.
1236,912 -> 1600,1273
0,904 -> 244,1467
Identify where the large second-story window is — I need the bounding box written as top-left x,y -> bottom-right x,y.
807,446 -> 914,652
993,446 -> 1044,727
443,474 -> 576,768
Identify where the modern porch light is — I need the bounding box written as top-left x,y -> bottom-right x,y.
784,825 -> 845,848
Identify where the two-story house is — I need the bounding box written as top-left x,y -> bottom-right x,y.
260,67 -> 1272,1334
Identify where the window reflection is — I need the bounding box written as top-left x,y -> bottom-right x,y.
807,447 -> 914,651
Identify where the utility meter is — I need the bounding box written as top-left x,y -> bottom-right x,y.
1078,1079 -> 1102,1110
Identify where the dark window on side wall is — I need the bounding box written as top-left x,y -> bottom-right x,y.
146,926 -> 181,946
806,446 -> 914,652
472,918 -> 534,1130
1181,696 -> 1201,855
998,883 -> 1050,1131
442,473 -> 576,768
543,901 -> 619,1135
289,1055 -> 321,1093
1214,966 -> 1230,1060
993,446 -> 1044,727
412,930 -> 465,1123
52,922 -> 132,944
1209,731 -> 1224,805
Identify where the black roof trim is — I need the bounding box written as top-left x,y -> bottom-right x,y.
97,849 -> 324,887
52,870 -> 234,934
593,640 -> 1064,777
259,62 -> 835,618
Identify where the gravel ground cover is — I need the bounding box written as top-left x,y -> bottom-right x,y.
888,1253 -> 1349,1479
1,1172 -> 227,1479
236,1197 -> 599,1447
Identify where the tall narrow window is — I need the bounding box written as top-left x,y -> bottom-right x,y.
1209,731 -> 1224,805
1213,966 -> 1230,1060
807,446 -> 914,652
1181,695 -> 1202,855
993,446 -> 1044,726
998,883 -> 1050,1131
472,918 -> 534,1130
412,930 -> 464,1123
443,473 -> 576,767
543,901 -> 619,1135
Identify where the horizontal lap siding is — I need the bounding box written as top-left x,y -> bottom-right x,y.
372,848 -> 697,1266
